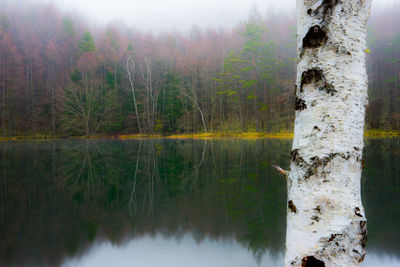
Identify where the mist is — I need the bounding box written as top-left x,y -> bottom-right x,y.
8,0 -> 399,32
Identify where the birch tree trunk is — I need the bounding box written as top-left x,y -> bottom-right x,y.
122,55 -> 143,134
285,1 -> 372,266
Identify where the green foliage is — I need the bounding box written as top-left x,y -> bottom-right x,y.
106,28 -> 120,51
63,17 -> 75,37
127,43 -> 134,52
79,31 -> 96,53
99,89 -> 124,133
384,33 -> 400,63
243,80 -> 257,88
213,16 -> 284,132
239,20 -> 267,57
70,69 -> 82,84
216,51 -> 245,95
106,71 -> 115,89
159,72 -> 184,133
83,221 -> 98,243
218,19 -> 278,97
0,13 -> 10,31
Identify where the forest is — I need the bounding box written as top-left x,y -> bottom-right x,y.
0,2 -> 399,136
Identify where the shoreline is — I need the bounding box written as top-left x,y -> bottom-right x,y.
1,130 -> 400,141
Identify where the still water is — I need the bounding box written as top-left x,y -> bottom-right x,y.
0,138 -> 399,267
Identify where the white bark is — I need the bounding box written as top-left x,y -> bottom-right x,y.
286,1 -> 372,266
141,56 -> 157,133
122,55 -> 142,133
187,86 -> 208,133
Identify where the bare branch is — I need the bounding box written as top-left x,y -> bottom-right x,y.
273,164 -> 288,178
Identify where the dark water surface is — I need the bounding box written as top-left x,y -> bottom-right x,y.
0,138 -> 399,267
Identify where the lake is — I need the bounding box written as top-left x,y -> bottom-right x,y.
0,138 -> 399,267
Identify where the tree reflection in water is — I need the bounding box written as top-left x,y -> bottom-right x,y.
0,138 -> 399,266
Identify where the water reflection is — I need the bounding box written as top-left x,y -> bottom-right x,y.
0,138 -> 399,266
61,236 -> 400,267
62,235 -> 284,267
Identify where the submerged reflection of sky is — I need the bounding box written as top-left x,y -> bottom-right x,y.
62,234 -> 282,267
63,234 -> 399,267
364,254 -> 400,267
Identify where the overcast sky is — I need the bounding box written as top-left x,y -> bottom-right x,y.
30,0 -> 400,32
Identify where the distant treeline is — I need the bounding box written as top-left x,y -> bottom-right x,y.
0,2 -> 399,136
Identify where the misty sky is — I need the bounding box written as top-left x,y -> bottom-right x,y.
29,0 -> 400,32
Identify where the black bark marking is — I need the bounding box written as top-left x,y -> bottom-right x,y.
295,97 -> 307,111
314,205 -> 322,214
302,25 -> 328,49
319,0 -> 339,20
359,220 -> 367,248
300,68 -> 323,91
321,83 -> 336,96
304,153 -> 349,179
307,0 -> 340,16
302,256 -> 325,267
300,68 -> 336,95
332,45 -> 352,55
291,149 -> 305,166
360,253 -> 366,263
311,215 -> 320,222
354,207 -> 363,217
311,100 -> 317,107
307,0 -> 339,21
302,0 -> 340,57
293,151 -> 354,179
328,233 -> 342,242
288,200 -> 297,213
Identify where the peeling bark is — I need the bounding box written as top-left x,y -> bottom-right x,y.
285,0 -> 372,266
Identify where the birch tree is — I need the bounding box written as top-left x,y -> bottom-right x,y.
121,50 -> 143,134
140,56 -> 159,133
282,1 -> 372,266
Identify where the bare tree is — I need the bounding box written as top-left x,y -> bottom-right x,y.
281,1 -> 373,266
62,82 -> 120,136
121,54 -> 142,134
186,85 -> 208,133
129,140 -> 142,215
140,56 -> 159,133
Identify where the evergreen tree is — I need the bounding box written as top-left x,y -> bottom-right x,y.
159,72 -> 184,133
62,17 -> 75,37
79,31 -> 96,53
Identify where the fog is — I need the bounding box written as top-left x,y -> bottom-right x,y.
14,0 -> 400,32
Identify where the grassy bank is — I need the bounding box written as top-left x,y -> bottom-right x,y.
164,132 -> 294,139
363,129 -> 400,137
1,129 -> 400,141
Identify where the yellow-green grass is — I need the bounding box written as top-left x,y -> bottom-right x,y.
165,131 -> 294,139
364,129 -> 400,137
1,129 -> 399,141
